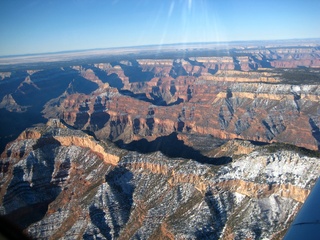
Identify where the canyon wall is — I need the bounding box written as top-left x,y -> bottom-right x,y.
1,120 -> 319,239
41,69 -> 320,151
0,44 -> 320,239
1,45 -> 320,152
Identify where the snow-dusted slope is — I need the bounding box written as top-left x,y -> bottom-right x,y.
0,119 -> 319,239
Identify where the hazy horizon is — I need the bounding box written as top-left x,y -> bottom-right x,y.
1,0 -> 320,56
1,37 -> 320,58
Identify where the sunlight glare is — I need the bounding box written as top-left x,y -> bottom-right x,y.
188,0 -> 192,11
168,1 -> 175,17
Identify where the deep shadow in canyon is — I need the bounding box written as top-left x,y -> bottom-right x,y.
0,108 -> 46,153
88,65 -> 124,89
119,89 -> 183,106
2,138 -> 62,229
0,68 -> 100,153
115,133 -> 232,165
114,60 -> 154,83
309,118 -> 320,150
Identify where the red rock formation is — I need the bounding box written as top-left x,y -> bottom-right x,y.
43,76 -> 320,150
1,44 -> 320,154
1,119 -> 320,239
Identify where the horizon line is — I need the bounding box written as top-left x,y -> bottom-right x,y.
1,37 -> 320,59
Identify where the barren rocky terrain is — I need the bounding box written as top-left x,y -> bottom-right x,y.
1,41 -> 320,239
1,119 -> 319,239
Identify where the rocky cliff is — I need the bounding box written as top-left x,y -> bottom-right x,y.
0,42 -> 320,239
41,69 -> 320,151
1,119 -> 320,239
1,44 -> 320,153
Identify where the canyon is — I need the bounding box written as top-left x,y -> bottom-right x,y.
0,41 -> 320,239
1,118 -> 319,239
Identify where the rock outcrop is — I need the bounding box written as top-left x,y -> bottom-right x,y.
1,41 -> 320,239
42,77 -> 320,151
1,44 -> 320,153
0,94 -> 29,112
1,120 -> 320,239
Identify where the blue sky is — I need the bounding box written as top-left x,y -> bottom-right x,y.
0,0 -> 319,56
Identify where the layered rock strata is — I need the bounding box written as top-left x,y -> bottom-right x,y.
1,44 -> 320,153
43,77 -> 320,151
1,120 -> 320,239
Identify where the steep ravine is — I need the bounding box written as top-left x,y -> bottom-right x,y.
1,119 -> 319,239
43,80 -> 320,151
0,45 -> 320,239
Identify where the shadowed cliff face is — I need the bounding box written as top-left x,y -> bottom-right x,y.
116,60 -> 154,83
42,79 -> 320,151
1,45 -> 320,152
0,67 -> 100,153
1,43 -> 320,240
89,65 -> 124,89
2,138 -> 62,229
1,120 -> 320,239
309,118 -> 320,150
169,60 -> 188,78
115,133 -> 232,165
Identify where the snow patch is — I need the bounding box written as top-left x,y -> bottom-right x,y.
234,192 -> 246,205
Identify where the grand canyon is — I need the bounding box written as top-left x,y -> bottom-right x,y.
1,40 -> 320,239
